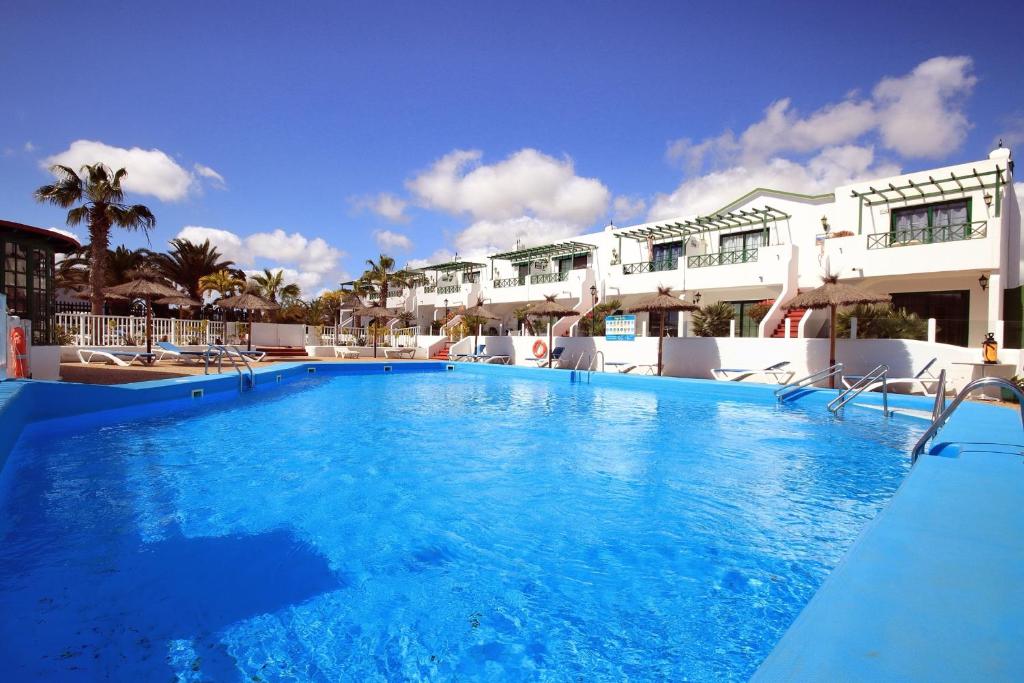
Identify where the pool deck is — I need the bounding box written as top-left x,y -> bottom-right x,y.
754,400 -> 1024,682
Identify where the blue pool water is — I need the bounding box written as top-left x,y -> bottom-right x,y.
0,368 -> 923,681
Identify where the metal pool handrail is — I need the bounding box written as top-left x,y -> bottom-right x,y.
775,364 -> 843,403
911,377 -> 1024,464
931,369 -> 947,422
205,344 -> 255,392
828,364 -> 889,415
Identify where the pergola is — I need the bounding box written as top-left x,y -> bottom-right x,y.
850,165 -> 1007,232
616,206 -> 791,243
417,260 -> 488,291
488,240 -> 596,278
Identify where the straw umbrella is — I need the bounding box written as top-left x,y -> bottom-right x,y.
216,291 -> 280,350
627,286 -> 698,376
356,305 -> 395,358
155,295 -> 202,319
785,274 -> 891,387
462,297 -> 500,354
527,294 -> 580,368
104,277 -> 182,356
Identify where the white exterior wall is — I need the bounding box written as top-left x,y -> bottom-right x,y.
408,149 -> 1019,350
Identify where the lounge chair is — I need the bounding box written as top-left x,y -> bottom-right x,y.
76,349 -> 156,367
605,361 -> 657,375
154,341 -> 222,363
712,361 -> 794,384
534,346 -> 568,368
452,344 -> 485,362
334,346 -> 360,359
384,347 -> 416,359
468,345 -> 511,364
842,358 -> 941,396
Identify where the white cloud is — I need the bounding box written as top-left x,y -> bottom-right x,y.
45,226 -> 80,243
652,56 -> 975,220
23,141 -> 36,153
407,148 -> 610,252
374,229 -> 413,250
612,195 -> 646,223
176,226 -> 346,292
353,192 -> 409,223
193,163 -> 226,189
42,140 -> 225,201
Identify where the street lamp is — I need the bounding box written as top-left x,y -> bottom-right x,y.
443,298 -> 449,329
589,284 -> 598,336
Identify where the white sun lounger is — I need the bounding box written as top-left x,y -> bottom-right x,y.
712,361 -> 794,384
605,361 -> 657,375
384,347 -> 416,359
76,349 -> 156,367
842,358 -> 941,396
334,346 -> 360,359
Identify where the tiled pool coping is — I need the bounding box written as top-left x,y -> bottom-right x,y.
1,361 -> 1021,680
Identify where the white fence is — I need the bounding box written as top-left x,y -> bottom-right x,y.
55,313 -> 229,346
314,325 -> 418,347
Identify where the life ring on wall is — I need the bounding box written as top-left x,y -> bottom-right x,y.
532,339 -> 548,358
8,326 -> 28,378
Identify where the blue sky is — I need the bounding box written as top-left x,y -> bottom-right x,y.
2,1 -> 1022,293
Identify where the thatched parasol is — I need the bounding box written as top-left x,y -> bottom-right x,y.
105,277 -> 183,355
356,305 -> 396,358
71,286 -> 127,301
785,274 -> 891,387
217,292 -> 280,350
156,295 -> 203,320
462,298 -> 500,354
627,286 -> 698,376
527,295 -> 579,368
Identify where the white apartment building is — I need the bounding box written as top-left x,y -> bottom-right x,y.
391,146 -> 1020,350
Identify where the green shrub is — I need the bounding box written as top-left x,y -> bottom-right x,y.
692,302 -> 735,337
836,304 -> 927,340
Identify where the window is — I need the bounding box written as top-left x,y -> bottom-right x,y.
890,290 -> 969,347
4,241 -> 28,317
719,229 -> 767,254
462,271 -> 480,284
728,300 -> 761,338
891,199 -> 971,243
556,253 -> 589,273
651,240 -> 683,271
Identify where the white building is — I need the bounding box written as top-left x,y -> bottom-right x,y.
396,146 -> 1020,352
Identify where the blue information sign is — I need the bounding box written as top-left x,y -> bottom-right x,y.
604,314 -> 636,341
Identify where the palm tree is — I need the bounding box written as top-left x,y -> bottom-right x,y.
360,254 -> 415,304
35,163 -> 156,314
198,269 -> 245,300
152,238 -> 234,300
250,268 -> 301,303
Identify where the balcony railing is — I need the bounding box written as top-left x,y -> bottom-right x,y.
622,259 -> 678,275
531,272 -> 568,284
437,284 -> 461,295
493,277 -> 526,288
687,248 -> 759,268
423,284 -> 436,293
866,221 -> 987,250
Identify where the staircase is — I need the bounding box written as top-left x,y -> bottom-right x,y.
771,308 -> 805,338
431,339 -> 454,360
255,346 -> 309,359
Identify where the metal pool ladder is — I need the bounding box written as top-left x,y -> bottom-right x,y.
775,363 -> 843,403
911,377 -> 1024,464
204,344 -> 256,392
570,351 -> 604,384
828,364 -> 889,415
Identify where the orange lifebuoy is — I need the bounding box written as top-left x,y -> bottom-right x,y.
8,326 -> 28,378
532,339 -> 548,359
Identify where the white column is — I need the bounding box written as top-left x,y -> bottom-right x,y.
927,318 -> 937,343
729,320 -> 736,338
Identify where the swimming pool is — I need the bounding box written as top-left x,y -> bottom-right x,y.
0,364 -> 925,680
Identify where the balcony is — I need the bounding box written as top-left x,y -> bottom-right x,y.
493,276 -> 526,288
687,248 -> 759,268
622,259 -> 678,275
866,221 -> 987,250
531,272 -> 568,284
437,284 -> 461,295
423,284 -> 436,293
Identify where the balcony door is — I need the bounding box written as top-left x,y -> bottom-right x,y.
890,290 -> 970,346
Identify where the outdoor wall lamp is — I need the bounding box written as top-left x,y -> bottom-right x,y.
821,215 -> 830,233
693,291 -> 702,304
978,273 -> 989,291
984,191 -> 993,208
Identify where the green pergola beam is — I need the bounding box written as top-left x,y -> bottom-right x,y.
852,167 -> 1002,204
421,260 -> 487,273
489,240 -> 595,263
619,206 -> 790,242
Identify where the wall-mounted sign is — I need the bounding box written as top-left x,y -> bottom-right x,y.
605,314 -> 636,341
